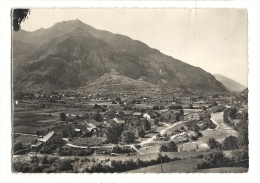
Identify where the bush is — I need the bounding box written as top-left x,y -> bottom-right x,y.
222,136 -> 239,150
195,148 -> 228,169
196,132 -> 203,137
230,146 -> 248,163
159,144 -> 168,152
13,142 -> 23,152
166,141 -> 178,152
41,155 -> 49,164
191,135 -> 198,141
207,137 -> 222,149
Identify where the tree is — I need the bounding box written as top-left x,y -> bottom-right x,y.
166,141 -> 178,152
13,142 -> 23,152
236,121 -> 248,148
60,113 -> 66,121
105,123 -> 124,144
141,118 -> 151,131
121,130 -> 135,144
207,137 -> 221,149
36,130 -> 41,137
159,144 -> 168,152
57,159 -> 73,172
154,118 -> 159,126
92,111 -> 103,122
12,9 -> 30,31
41,155 -> 48,164
195,148 -> 226,169
136,127 -> 145,138
222,136 -> 239,150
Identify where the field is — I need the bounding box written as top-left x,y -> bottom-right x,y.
126,158 -> 248,173
70,137 -> 105,146
13,134 -> 38,147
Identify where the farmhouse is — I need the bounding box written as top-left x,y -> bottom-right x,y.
113,117 -> 125,124
143,111 -> 156,119
133,112 -> 142,117
39,131 -> 62,145
123,111 -> 132,116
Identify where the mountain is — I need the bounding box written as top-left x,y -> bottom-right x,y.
12,19 -> 228,92
241,88 -> 248,94
213,74 -> 247,92
12,38 -> 35,58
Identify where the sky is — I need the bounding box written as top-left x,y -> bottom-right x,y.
21,9 -> 248,86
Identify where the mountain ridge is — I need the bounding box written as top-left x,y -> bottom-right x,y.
213,74 -> 247,92
13,19 -> 228,93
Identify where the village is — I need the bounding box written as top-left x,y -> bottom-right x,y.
12,87 -> 248,172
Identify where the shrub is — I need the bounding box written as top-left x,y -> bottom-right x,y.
166,141 -> 178,152
41,155 -> 48,164
13,142 -> 23,152
195,148 -> 227,169
230,146 -> 249,163
207,137 -> 222,149
191,135 -> 198,141
196,132 -> 203,137
159,144 -> 168,152
222,136 -> 239,150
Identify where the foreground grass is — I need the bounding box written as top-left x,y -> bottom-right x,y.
127,158 -> 201,173
126,158 -> 248,173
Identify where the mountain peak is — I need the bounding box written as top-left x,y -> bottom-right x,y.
13,20 -> 228,92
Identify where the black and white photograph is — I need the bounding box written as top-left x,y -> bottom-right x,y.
10,8 -> 251,173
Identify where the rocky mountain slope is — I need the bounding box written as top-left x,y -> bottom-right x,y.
13,19 -> 228,92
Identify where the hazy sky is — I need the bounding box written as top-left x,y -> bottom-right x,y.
21,9 -> 248,86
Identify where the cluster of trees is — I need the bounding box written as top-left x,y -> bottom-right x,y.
195,146 -> 248,169
159,141 -> 178,152
13,153 -> 175,173
185,121 -> 200,132
168,105 -> 183,110
207,135 -> 245,151
106,118 -> 152,144
13,156 -> 74,173
210,105 -> 226,113
223,107 -> 237,127
199,119 -> 216,130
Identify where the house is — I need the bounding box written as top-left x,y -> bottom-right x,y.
143,111 -> 156,119
133,112 -> 142,117
123,111 -> 132,116
74,128 -> 82,137
86,123 -> 97,132
113,117 -> 125,124
38,131 -> 62,145
31,141 -> 44,151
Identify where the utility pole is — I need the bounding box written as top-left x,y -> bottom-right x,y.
159,150 -> 163,173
